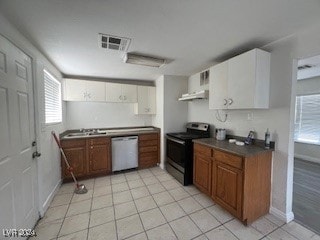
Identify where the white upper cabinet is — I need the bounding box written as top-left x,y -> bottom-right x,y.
209,48 -> 270,110
209,62 -> 228,109
63,79 -> 105,102
105,82 -> 137,103
134,86 -> 156,114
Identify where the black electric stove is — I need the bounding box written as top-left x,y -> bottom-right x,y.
166,122 -> 210,185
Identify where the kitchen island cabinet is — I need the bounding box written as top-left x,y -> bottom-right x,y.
193,140 -> 272,224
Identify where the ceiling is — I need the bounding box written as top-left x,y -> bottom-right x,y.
1,0 -> 320,81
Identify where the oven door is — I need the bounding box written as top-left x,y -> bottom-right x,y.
166,136 -> 186,170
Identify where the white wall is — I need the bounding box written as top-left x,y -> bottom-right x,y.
294,76 -> 320,163
188,23 -> 320,222
0,13 -> 66,216
66,101 -> 152,129
152,75 -> 188,168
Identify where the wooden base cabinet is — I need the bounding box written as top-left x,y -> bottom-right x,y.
193,144 -> 212,195
193,143 -> 272,224
138,133 -> 160,168
61,137 -> 111,181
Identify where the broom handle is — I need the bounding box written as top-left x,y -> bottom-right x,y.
52,131 -> 79,186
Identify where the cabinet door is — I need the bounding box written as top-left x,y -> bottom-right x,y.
209,62 -> 228,109
122,84 -> 137,103
63,79 -> 86,101
193,153 -> 212,195
89,144 -> 110,174
228,50 -> 256,109
86,81 -> 106,102
106,82 -> 122,102
62,147 -> 87,178
148,86 -> 156,114
214,162 -> 243,218
136,86 -> 149,114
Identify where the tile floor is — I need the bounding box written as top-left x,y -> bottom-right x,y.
32,167 -> 320,240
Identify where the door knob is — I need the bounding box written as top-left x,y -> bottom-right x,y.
32,151 -> 41,158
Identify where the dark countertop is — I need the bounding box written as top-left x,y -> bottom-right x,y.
193,138 -> 273,157
60,126 -> 160,140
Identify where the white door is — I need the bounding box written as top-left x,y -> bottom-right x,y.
0,35 -> 39,233
105,82 -> 122,102
122,84 -> 137,103
85,80 -> 105,102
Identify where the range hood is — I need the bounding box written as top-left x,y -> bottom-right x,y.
178,90 -> 209,101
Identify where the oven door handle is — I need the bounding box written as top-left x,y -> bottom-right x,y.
167,136 -> 185,145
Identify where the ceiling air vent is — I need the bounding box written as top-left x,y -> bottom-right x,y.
298,64 -> 314,70
123,53 -> 166,68
99,34 -> 131,51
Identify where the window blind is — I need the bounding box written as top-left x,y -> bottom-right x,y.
44,69 -> 62,124
294,94 -> 320,145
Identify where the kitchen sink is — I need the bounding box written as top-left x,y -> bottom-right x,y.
64,131 -> 107,138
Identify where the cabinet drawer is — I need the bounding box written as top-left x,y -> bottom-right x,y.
140,151 -> 158,159
61,139 -> 86,148
139,146 -> 158,153
88,137 -> 110,145
139,133 -> 158,141
139,140 -> 158,147
215,150 -> 243,169
194,143 -> 212,157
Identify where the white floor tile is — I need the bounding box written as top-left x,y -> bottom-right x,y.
206,226 -> 238,240
50,193 -> 73,207
92,194 -> 113,210
113,190 -> 133,205
193,193 -> 215,208
147,183 -> 166,194
170,216 -> 202,240
93,185 -> 112,197
59,212 -> 90,236
189,209 -> 221,232
66,199 -> 91,217
251,217 -> 279,235
71,189 -> 93,203
115,201 -> 137,219
168,187 -> 190,201
128,179 -> 145,189
130,186 -> 150,199
140,208 -> 166,230
282,221 -> 316,240
33,219 -> 63,240
160,202 -> 186,222
89,206 -> 114,227
153,191 -> 175,206
206,205 -> 234,223
267,228 -> 299,240
146,223 -> 177,240
112,182 -> 129,193
178,197 -> 203,214
41,205 -> 68,223
57,229 -> 88,240
134,195 -> 157,212
88,221 -> 117,240
224,219 -> 263,240
116,214 -> 144,239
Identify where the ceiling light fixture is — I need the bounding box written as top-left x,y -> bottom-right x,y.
123,53 -> 166,67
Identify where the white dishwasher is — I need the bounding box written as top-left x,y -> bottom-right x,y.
112,136 -> 138,171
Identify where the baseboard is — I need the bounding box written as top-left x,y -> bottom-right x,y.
270,206 -> 294,223
39,179 -> 62,217
295,154 -> 320,164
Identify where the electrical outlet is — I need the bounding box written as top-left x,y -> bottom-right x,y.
247,112 -> 254,121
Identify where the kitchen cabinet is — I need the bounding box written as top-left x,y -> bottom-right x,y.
209,48 -> 270,110
61,137 -> 111,181
134,86 -> 156,114
105,82 -> 137,103
88,138 -> 111,175
193,144 -> 212,195
61,139 -> 87,179
193,142 -> 272,224
138,133 -> 160,168
63,78 -> 106,102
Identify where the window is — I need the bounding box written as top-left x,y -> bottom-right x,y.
44,69 -> 62,124
294,94 -> 320,144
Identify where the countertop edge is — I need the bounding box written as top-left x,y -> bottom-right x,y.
193,138 -> 273,157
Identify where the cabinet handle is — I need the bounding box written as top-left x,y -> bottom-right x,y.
223,99 -> 228,106
119,95 -> 122,100
87,93 -> 91,99
123,95 -> 127,100
90,146 -> 93,149
228,98 -> 233,105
